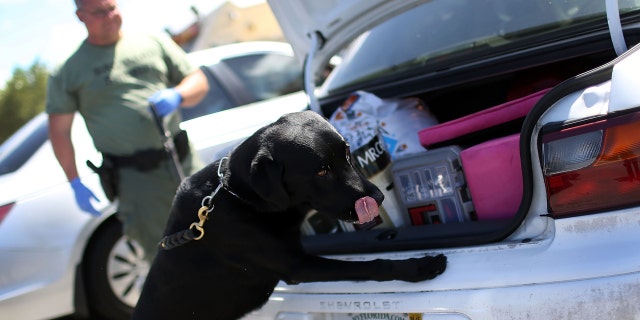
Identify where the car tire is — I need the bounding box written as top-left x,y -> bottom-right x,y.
83,218 -> 149,320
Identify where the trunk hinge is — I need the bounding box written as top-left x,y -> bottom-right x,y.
304,31 -> 324,114
606,0 -> 628,55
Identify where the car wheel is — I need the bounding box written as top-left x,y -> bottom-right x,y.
83,218 -> 149,319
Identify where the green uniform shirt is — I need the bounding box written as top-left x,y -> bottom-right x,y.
46,33 -> 195,155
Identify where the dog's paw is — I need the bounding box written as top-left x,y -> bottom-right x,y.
395,254 -> 447,282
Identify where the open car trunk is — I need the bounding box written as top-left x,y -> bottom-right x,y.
300,24 -> 640,255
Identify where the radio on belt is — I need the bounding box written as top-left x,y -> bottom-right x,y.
391,146 -> 475,225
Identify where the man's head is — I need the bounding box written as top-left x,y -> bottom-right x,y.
75,0 -> 122,45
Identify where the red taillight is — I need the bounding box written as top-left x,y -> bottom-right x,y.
542,111 -> 640,217
0,202 -> 15,225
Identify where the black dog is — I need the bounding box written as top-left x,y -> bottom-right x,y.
133,111 -> 446,320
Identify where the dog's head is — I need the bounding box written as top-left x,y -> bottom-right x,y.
225,111 -> 384,224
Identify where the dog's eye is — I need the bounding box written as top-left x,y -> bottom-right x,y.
317,165 -> 330,177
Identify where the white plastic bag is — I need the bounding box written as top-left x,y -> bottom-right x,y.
329,91 -> 439,160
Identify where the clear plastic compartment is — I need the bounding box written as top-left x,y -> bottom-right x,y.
391,146 -> 475,225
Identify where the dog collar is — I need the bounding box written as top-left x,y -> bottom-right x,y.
159,157 -> 231,250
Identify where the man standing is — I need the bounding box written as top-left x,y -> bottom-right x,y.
46,0 -> 209,262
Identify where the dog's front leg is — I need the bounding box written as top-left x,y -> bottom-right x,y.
284,254 -> 446,284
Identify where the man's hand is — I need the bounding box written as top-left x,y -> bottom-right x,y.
70,177 -> 101,216
148,88 -> 182,117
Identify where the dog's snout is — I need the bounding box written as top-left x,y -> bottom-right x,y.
374,189 -> 384,206
364,181 -> 384,206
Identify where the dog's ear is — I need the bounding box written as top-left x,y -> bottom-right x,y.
250,149 -> 290,209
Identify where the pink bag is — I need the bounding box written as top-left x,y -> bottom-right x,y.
417,89 -> 551,220
461,134 -> 522,220
418,88 -> 550,149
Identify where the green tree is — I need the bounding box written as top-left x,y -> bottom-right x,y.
0,61 -> 49,144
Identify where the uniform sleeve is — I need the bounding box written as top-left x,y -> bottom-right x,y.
156,34 -> 197,87
45,68 -> 78,114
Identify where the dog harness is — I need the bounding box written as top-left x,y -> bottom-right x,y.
159,157 -> 229,250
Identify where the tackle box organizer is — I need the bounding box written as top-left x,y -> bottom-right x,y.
391,146 -> 475,225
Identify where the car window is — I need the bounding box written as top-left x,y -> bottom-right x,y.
323,0 -> 640,92
180,52 -> 303,122
223,54 -> 303,100
0,113 -> 48,175
180,67 -> 237,121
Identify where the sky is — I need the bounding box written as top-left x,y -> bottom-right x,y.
0,0 -> 265,88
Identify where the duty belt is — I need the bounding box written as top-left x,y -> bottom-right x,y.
104,129 -> 189,172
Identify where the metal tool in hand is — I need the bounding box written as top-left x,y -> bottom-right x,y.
149,103 -> 186,182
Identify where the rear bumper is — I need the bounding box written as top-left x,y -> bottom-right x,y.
244,210 -> 640,319
249,270 -> 640,319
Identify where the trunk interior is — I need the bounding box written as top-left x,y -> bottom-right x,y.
301,32 -> 640,254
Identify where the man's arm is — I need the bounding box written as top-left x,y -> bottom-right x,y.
148,68 -> 210,116
49,112 -> 101,215
48,113 -> 78,181
175,68 -> 209,108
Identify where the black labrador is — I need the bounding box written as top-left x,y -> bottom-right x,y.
133,110 -> 446,320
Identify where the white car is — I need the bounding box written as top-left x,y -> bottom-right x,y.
0,41 -> 307,320
231,0 -> 640,319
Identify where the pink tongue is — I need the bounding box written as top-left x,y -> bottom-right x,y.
354,196 -> 379,224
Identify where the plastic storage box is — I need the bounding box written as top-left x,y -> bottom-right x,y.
391,147 -> 474,225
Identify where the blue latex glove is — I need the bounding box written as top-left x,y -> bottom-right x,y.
148,88 -> 183,117
70,177 -> 101,216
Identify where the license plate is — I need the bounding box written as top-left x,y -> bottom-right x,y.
326,313 -> 422,320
